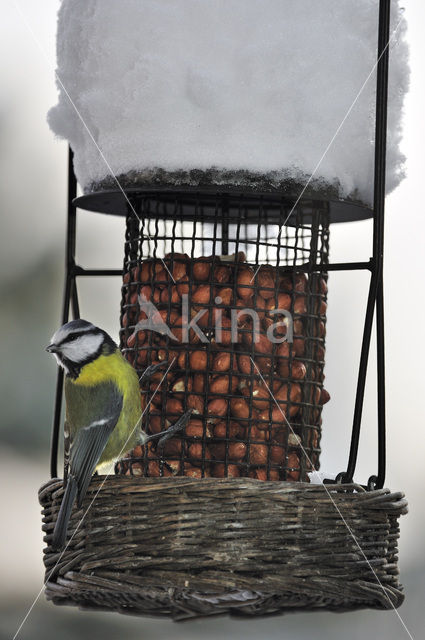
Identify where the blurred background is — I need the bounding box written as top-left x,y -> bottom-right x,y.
1,1 -> 423,638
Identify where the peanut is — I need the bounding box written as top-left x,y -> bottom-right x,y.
249,444 -> 268,465
176,277 -> 189,297
213,421 -> 244,439
187,394 -> 204,415
209,375 -> 230,395
236,265 -> 255,300
319,299 -> 327,315
188,442 -> 211,463
177,350 -> 188,369
139,261 -> 151,283
254,355 -> 273,374
251,382 -> 271,409
230,396 -> 252,421
270,444 -> 286,464
242,330 -> 273,355
293,337 -> 305,357
288,433 -> 302,446
160,286 -> 180,304
275,383 -> 302,417
189,350 -> 208,371
308,428 -> 320,449
149,379 -> 166,400
165,398 -> 183,416
157,349 -> 178,363
249,468 -> 280,481
287,452 -> 300,481
148,414 -> 169,435
247,423 -> 267,440
207,397 -> 228,418
257,267 -> 276,300
211,441 -> 247,461
162,438 -> 182,457
193,305 -> 220,329
237,354 -> 253,375
279,272 -> 307,293
234,298 -> 254,324
129,291 -> 139,307
255,294 -> 267,321
171,377 -> 193,396
193,373 -> 206,393
193,257 -> 211,281
152,268 -> 168,288
127,330 -> 146,348
136,349 -> 149,366
139,284 -> 153,300
183,463 -> 210,478
213,316 -> 233,345
186,420 -> 212,439
164,252 -> 189,261
165,459 -> 183,475
213,265 -> 230,284
320,388 -> 331,405
212,463 -> 240,478
212,351 -> 231,372
217,287 -> 233,306
278,357 -> 307,380
228,441 -> 247,461
294,295 -> 307,315
171,260 -> 187,282
316,344 -> 325,361
266,293 -> 291,313
258,405 -> 285,425
192,284 -> 212,305
154,461 -> 174,477
123,270 -> 131,285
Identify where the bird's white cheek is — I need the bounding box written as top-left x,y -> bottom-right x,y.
62,334 -> 104,362
53,353 -> 69,374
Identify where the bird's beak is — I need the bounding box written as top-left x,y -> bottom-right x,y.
46,344 -> 59,354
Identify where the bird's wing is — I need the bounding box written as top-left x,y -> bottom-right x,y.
63,419 -> 71,485
67,387 -> 123,507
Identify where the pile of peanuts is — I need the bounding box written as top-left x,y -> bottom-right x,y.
119,252 -> 330,481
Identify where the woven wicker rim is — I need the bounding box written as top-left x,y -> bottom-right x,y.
39,477 -> 407,620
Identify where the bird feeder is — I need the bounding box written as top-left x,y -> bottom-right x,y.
40,0 -> 408,620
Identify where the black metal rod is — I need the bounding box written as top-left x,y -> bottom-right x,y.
373,275 -> 386,489
73,267 -> 124,276
320,261 -> 373,272
343,266 -> 381,483
370,0 -> 390,491
341,0 -> 390,485
221,195 -> 229,255
50,147 -> 77,478
71,279 -> 80,319
72,261 -> 372,278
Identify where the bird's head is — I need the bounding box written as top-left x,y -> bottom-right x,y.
46,319 -> 117,377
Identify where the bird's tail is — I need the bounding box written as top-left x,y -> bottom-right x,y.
51,476 -> 78,550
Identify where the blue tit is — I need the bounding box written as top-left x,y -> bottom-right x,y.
46,319 -> 190,549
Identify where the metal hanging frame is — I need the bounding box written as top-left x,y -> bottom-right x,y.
49,0 -> 391,490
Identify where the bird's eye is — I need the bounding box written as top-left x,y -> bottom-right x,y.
69,335 -> 77,341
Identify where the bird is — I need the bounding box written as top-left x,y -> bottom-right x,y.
46,318 -> 190,549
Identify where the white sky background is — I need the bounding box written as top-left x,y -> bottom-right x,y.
0,0 -> 424,636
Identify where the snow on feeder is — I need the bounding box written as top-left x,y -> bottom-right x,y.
40,0 -> 408,619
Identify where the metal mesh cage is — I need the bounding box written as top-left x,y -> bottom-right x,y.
117,192 -> 330,482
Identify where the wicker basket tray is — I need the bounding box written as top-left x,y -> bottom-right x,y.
39,477 -> 407,620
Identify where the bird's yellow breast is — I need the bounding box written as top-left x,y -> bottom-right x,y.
73,350 -> 138,399
68,349 -> 142,467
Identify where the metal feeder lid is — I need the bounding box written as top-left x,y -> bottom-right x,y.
74,187 -> 373,225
